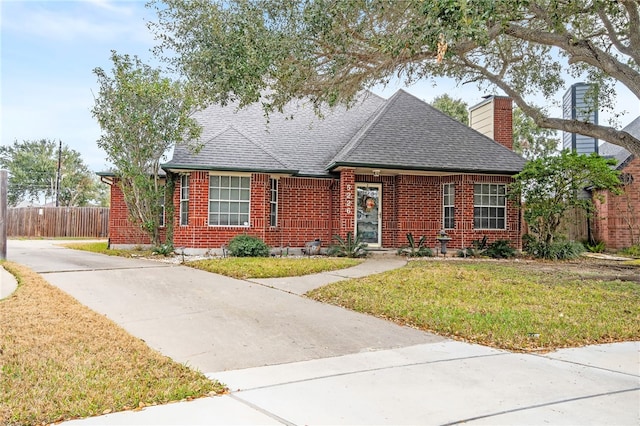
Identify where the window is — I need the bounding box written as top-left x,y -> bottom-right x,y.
443,183 -> 455,229
209,175 -> 250,226
474,184 -> 506,229
269,178 -> 278,227
158,187 -> 165,227
180,175 -> 189,226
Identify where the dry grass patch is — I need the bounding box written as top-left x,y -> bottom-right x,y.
307,260 -> 640,352
0,262 -> 224,426
188,257 -> 362,279
62,241 -> 153,258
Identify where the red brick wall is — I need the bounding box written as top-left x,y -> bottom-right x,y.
110,171 -> 521,251
594,157 -> 640,249
493,97 -> 513,150
108,179 -> 166,246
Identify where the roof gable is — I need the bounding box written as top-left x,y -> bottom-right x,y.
328,90 -> 526,174
599,116 -> 638,169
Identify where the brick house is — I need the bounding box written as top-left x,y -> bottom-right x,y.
102,90 -> 526,254
592,117 -> 640,249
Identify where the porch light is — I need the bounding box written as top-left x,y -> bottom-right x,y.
372,169 -> 380,177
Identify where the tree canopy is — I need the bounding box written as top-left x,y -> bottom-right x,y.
431,94 -> 468,124
150,0 -> 640,157
0,139 -> 100,207
510,150 -> 621,248
92,51 -> 201,245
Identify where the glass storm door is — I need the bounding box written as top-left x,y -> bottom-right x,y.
356,184 -> 382,247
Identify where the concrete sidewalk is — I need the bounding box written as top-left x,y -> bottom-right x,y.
0,265 -> 18,299
65,341 -> 639,425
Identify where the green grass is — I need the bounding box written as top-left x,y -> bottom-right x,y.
63,241 -> 154,258
188,257 -> 363,279
307,260 -> 640,352
0,262 -> 225,425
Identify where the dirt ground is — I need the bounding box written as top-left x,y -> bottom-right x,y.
510,256 -> 640,284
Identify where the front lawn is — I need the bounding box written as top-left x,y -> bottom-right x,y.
188,257 -> 362,279
0,262 -> 225,426
307,260 -> 640,351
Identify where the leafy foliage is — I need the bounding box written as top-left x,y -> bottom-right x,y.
484,240 -> 516,259
397,233 -> 434,257
152,243 -> 174,256
431,94 -> 468,124
512,108 -> 559,160
0,139 -> 101,207
227,235 -> 270,257
524,239 -> 585,260
149,0 -> 640,156
457,236 -> 515,258
584,240 -> 606,253
510,150 -> 621,257
328,232 -> 368,258
620,244 -> 640,258
92,51 -> 202,246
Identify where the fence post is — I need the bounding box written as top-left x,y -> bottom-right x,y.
0,170 -> 7,260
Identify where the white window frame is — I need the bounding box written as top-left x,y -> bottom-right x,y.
208,174 -> 251,227
473,183 -> 506,230
443,183 -> 455,229
269,178 -> 278,227
180,175 -> 189,226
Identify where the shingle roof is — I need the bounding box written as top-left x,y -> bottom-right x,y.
599,116 -> 638,169
164,92 -> 386,176
329,90 -> 526,174
163,89 -> 526,176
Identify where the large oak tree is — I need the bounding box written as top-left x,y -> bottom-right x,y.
149,0 -> 640,157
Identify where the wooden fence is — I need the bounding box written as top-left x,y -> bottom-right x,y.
7,207 -> 109,238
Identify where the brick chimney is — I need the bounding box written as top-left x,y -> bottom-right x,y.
469,96 -> 513,150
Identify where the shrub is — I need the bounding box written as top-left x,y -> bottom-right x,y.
152,243 -> 174,256
620,244 -> 640,258
525,239 -> 585,260
484,240 -> 516,259
328,232 -> 368,258
227,235 -> 270,257
397,233 -> 434,257
584,240 -> 606,253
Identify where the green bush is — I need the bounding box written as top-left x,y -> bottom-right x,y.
227,235 -> 270,257
152,243 -> 174,256
525,239 -> 585,260
620,244 -> 640,258
584,240 -> 606,253
397,233 -> 434,257
328,232 -> 368,258
484,240 -> 516,259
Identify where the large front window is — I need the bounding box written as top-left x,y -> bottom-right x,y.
209,175 -> 250,226
443,183 -> 455,229
180,175 -> 189,226
474,184 -> 506,229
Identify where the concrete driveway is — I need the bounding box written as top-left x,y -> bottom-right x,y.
6,240 -> 639,425
6,239 -> 441,372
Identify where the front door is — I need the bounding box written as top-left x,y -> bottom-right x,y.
355,184 -> 382,247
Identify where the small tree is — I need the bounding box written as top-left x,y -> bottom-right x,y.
510,151 -> 621,249
92,51 -> 201,246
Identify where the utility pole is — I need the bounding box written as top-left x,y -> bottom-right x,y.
55,140 -> 62,207
0,169 -> 7,260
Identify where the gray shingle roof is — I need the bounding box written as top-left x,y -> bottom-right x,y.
329,90 -> 526,174
163,89 -> 526,176
599,116 -> 638,169
164,93 -> 386,176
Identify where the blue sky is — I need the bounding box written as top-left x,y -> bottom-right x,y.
2,0 -> 638,172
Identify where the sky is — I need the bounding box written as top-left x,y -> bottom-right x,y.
2,0 -> 639,173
